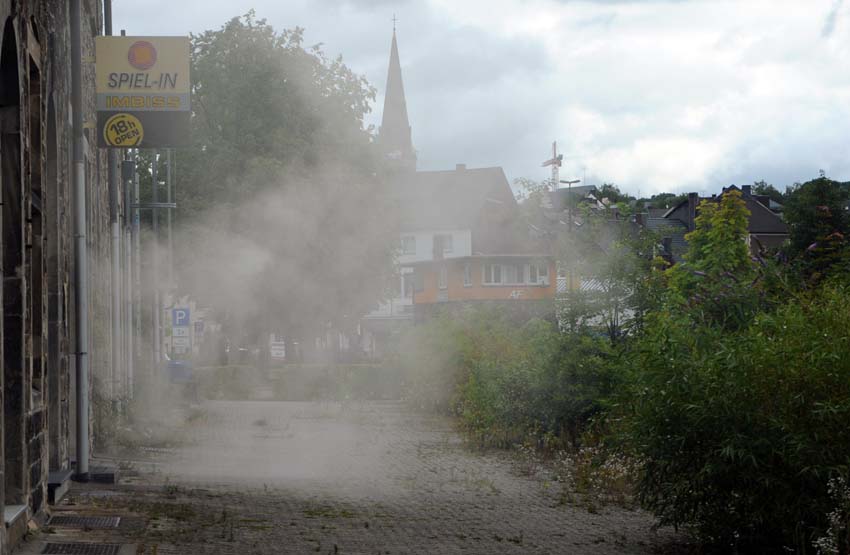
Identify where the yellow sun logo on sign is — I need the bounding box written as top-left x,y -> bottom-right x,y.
128,40 -> 157,70
103,113 -> 144,147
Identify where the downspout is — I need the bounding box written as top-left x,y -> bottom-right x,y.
105,0 -> 122,406
70,0 -> 90,481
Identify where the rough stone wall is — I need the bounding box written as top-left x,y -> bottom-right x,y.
0,1 -> 113,551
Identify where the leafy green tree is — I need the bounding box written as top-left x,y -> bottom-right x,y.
783,176 -> 850,258
666,189 -> 757,328
171,12 -> 397,348
752,180 -> 784,205
597,183 -> 633,205
641,191 -> 685,210
623,284 -> 850,551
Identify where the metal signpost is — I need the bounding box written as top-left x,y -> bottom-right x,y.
94,34 -> 191,391
172,308 -> 191,356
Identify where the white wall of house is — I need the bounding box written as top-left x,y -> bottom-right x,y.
398,229 -> 472,264
363,229 -> 471,321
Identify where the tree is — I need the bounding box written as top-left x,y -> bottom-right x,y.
172,13 -> 398,348
783,176 -> 850,259
666,189 -> 757,328
752,180 -> 784,205
641,192 -> 686,210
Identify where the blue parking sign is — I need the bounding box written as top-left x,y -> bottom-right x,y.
173,308 -> 190,327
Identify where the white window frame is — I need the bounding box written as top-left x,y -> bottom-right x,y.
401,235 -> 416,255
402,273 -> 415,298
438,265 -> 448,290
482,262 -> 551,286
437,233 -> 453,253
463,263 -> 472,287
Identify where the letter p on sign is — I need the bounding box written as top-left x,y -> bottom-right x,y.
173,308 -> 190,327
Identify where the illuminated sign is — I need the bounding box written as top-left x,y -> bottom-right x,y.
95,36 -> 190,148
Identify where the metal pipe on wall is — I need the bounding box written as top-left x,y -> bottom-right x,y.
71,0 -> 90,481
105,0 -> 123,404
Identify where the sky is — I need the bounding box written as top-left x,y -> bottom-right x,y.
112,0 -> 850,197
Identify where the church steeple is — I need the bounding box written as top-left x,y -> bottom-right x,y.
379,26 -> 416,171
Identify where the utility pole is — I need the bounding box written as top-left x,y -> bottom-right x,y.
561,178 -> 581,292
122,155 -> 135,400
152,150 -> 161,373
132,160 -> 141,385
167,149 -> 174,288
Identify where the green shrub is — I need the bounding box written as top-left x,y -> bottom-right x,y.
622,284 -> 850,551
399,307 -> 622,449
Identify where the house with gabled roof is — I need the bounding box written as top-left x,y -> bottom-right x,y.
359,28 -> 556,355
649,184 -> 789,262
399,165 -> 556,311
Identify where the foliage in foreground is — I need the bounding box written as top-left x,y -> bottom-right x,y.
398,308 -> 620,449
623,283 -> 850,551
402,182 -> 850,552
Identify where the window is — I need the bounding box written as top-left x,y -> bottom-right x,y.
401,235 -> 416,255
535,263 -> 549,285
438,265 -> 448,289
483,263 -> 502,284
463,263 -> 472,286
482,262 -> 550,285
437,234 -> 453,253
402,274 -> 415,298
530,263 -> 549,285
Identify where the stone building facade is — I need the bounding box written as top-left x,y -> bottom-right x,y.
0,1 -> 115,551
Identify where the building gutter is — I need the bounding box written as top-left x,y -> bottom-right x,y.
70,0 -> 90,481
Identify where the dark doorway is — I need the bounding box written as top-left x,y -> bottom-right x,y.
1,17 -> 25,506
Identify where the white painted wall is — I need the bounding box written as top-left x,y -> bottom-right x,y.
398,229 -> 472,265
363,229 -> 472,321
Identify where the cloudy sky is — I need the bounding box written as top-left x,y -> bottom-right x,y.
113,0 -> 850,196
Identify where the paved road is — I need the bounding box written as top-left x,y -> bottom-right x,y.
38,401 -> 683,554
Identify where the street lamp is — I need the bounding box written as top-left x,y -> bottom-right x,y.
559,179 -> 581,292
560,179 -> 581,229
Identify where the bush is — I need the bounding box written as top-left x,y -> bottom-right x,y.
398,307 -> 622,449
621,284 -> 850,551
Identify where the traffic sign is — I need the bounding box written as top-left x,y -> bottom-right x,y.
173,307 -> 190,327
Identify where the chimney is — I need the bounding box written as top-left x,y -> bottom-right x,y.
456,163 -> 466,171
687,192 -> 699,232
742,184 -> 752,197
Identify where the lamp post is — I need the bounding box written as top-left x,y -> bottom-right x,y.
560,179 -> 581,292
560,179 -> 581,231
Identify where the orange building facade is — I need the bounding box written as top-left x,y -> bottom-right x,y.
412,257 -> 557,304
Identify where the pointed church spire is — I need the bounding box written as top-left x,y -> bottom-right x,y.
379,26 -> 416,170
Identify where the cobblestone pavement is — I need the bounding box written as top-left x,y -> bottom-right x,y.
22,401 -> 686,554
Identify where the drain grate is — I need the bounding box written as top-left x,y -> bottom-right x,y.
41,543 -> 121,555
48,516 -> 121,529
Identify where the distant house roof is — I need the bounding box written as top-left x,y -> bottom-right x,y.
645,218 -> 688,261
549,185 -> 599,212
742,196 -> 788,234
396,167 -> 515,231
396,166 -> 545,256
662,187 -> 788,236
